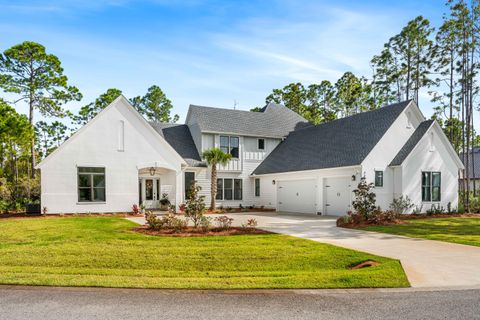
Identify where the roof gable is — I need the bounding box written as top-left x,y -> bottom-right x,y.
37,95 -> 187,169
186,103 -> 311,138
389,120 -> 434,166
253,100 -> 412,175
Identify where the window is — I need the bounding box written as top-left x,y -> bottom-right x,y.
219,136 -> 239,158
255,178 -> 260,197
422,172 -> 441,202
258,138 -> 265,150
216,179 -> 223,200
234,179 -> 242,200
185,172 -> 195,199
216,178 -> 243,201
374,170 -> 383,187
78,167 -> 105,202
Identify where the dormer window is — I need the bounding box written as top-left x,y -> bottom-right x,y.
220,136 -> 239,158
258,138 -> 265,150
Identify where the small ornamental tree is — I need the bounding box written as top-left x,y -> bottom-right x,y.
184,183 -> 206,228
352,177 -> 377,219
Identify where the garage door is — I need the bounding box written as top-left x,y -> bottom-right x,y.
324,177 -> 351,216
277,180 -> 316,214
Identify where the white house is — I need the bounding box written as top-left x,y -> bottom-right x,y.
37,96 -> 464,215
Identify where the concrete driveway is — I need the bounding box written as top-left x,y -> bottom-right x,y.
127,212 -> 480,288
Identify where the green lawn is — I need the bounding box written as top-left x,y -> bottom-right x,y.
364,218 -> 480,247
0,216 -> 408,289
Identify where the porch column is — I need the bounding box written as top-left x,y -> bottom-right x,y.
175,170 -> 184,211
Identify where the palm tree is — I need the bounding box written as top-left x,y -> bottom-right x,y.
202,148 -> 232,210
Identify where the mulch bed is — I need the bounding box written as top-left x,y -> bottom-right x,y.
338,213 -> 480,229
0,213 -> 143,220
132,226 -> 273,237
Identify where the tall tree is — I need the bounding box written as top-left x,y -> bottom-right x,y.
266,82 -> 308,117
334,72 -> 363,116
71,88 -> 122,127
306,81 -> 337,124
131,85 -> 179,123
35,120 -> 68,159
0,41 -> 82,177
201,148 -> 232,210
371,16 -> 434,104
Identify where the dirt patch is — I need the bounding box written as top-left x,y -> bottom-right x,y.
350,260 -> 380,270
132,226 -> 273,237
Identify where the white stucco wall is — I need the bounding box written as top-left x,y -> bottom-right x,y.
39,97 -> 185,214
401,124 -> 460,212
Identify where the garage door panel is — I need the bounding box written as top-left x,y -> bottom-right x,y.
325,177 -> 351,216
277,180 -> 316,214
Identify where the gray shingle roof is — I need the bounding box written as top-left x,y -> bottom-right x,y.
460,147 -> 480,179
149,122 -> 206,167
187,103 -> 311,138
252,100 -> 412,175
389,120 -> 434,166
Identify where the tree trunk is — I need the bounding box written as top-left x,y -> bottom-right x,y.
210,164 -> 217,210
29,92 -> 36,178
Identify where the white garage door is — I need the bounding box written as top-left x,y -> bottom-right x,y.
277,180 -> 316,214
324,177 -> 351,216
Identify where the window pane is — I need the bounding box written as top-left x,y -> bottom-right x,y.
258,139 -> 265,150
234,179 -> 242,200
78,174 -> 91,187
422,186 -> 431,202
185,172 -> 195,199
255,178 -> 260,197
78,188 -> 91,202
93,188 -> 106,202
375,171 -> 383,187
224,179 -> 233,200
230,137 -> 239,147
216,179 -> 223,200
93,175 -> 105,188
145,179 -> 153,200
432,187 -> 441,202
78,167 -> 105,173
230,146 -> 239,158
422,172 -> 431,187
220,136 -> 229,148
432,172 -> 441,187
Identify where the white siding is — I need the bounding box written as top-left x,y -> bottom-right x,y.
401,125 -> 460,212
362,103 -> 424,209
39,98 -> 184,214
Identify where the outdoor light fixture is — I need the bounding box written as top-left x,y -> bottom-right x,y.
351,174 -> 356,181
272,180 -> 276,185
149,167 -> 156,176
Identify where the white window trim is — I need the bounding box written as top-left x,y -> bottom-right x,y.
77,166 -> 106,203
254,178 -> 261,197
219,135 -> 240,158
216,178 -> 243,201
421,171 -> 441,203
374,170 -> 384,188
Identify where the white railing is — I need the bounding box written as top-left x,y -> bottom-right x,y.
244,151 -> 266,161
219,158 -> 242,171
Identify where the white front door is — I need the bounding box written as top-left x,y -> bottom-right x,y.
277,179 -> 316,214
141,178 -> 160,209
324,177 -> 351,216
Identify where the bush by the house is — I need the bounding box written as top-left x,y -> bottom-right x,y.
145,211 -> 187,231
132,204 -> 140,215
352,178 -> 377,219
241,218 -> 258,229
389,195 -> 414,214
184,184 -> 206,228
215,215 -> 234,229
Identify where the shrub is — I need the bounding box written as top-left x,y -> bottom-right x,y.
389,195 -> 414,214
215,215 -> 234,229
145,211 -> 187,231
184,184 -> 206,228
352,178 -> 377,219
179,203 -> 186,212
241,218 -> 258,229
132,204 -> 140,215
160,193 -> 170,206
199,215 -> 212,230
145,211 -> 162,230
426,204 -> 445,216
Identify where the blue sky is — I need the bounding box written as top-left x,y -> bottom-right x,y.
0,0 -> 446,123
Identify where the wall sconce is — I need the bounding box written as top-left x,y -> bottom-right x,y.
351,174 -> 356,181
149,167 -> 156,176
272,180 -> 276,185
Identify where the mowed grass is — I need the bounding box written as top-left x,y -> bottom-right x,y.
364,217 -> 480,247
0,216 -> 409,289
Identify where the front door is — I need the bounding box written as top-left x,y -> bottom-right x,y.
140,178 -> 160,209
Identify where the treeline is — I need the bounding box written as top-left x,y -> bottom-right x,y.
263,1 -> 480,211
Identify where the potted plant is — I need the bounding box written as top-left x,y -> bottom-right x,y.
160,193 -> 170,211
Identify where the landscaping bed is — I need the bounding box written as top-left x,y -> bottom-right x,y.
133,225 -> 272,237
